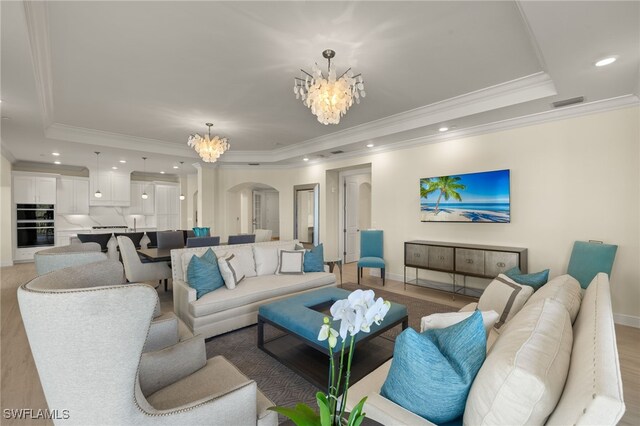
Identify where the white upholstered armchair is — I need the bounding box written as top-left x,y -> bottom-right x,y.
34,242 -> 107,275
118,235 -> 172,288
18,261 -> 277,425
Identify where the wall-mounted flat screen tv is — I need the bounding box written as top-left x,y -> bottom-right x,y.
420,169 -> 510,223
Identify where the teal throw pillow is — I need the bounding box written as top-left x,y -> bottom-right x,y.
304,243 -> 324,272
380,311 -> 486,424
505,267 -> 549,291
187,248 -> 224,299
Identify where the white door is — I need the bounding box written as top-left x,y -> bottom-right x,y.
252,191 -> 263,231
344,176 -> 359,263
264,192 -> 279,237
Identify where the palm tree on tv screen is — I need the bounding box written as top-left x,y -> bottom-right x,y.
422,176 -> 466,213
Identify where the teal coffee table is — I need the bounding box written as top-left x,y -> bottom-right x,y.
258,287 -> 408,389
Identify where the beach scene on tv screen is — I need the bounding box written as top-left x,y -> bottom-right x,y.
420,169 -> 510,223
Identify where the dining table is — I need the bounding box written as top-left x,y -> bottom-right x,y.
137,248 -> 173,262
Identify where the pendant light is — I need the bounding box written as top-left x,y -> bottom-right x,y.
141,157 -> 149,199
179,162 -> 186,201
94,152 -> 103,198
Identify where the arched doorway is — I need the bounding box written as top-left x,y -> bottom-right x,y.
226,182 -> 279,239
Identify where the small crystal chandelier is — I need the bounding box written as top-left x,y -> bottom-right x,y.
294,49 -> 365,125
187,123 -> 229,163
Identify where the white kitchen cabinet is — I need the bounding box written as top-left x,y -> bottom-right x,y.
90,170 -> 131,206
57,178 -> 90,215
13,174 -> 57,204
155,184 -> 180,230
36,177 -> 57,204
129,182 -> 155,215
112,174 -> 130,205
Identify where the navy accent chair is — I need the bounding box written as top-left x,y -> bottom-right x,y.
187,236 -> 221,248
114,232 -> 145,249
77,233 -> 112,253
157,231 -> 185,250
227,234 -> 256,245
357,230 -> 386,286
145,231 -> 158,249
181,230 -> 196,245
567,241 -> 618,289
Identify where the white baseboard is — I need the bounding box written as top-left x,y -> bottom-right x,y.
613,313 -> 640,328
378,270 -> 640,329
1,260 -> 13,267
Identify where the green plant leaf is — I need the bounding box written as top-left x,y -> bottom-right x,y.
316,392 -> 332,426
347,396 -> 368,426
268,404 -> 319,426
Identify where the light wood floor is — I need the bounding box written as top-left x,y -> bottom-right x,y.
1,262 -> 638,425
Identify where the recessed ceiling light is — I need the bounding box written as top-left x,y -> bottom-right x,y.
160,171 -> 165,174
52,152 -> 60,156
366,143 -> 374,148
303,157 -> 309,162
595,56 -> 617,67
439,127 -> 449,132
173,165 -> 179,169
112,166 -> 118,170
119,160 -> 126,164
53,161 -> 61,165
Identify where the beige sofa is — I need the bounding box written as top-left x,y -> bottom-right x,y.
172,240 -> 337,339
346,273 -> 625,425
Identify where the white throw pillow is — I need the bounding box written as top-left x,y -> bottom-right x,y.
220,246 -> 256,278
464,298 -> 573,426
276,249 -> 305,275
420,310 -> 499,337
253,246 -> 279,276
217,254 -> 245,289
478,274 -> 534,330
525,274 -> 582,323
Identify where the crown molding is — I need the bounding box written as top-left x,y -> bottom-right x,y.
220,94 -> 639,170
23,0 -> 55,128
220,72 -> 557,163
45,123 -> 199,158
1,144 -> 16,163
322,94 -> 640,164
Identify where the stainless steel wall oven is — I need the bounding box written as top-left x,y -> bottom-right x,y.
16,204 -> 55,248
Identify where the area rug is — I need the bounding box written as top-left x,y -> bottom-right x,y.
205,283 -> 455,420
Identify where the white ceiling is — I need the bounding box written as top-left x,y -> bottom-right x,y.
1,1 -> 638,173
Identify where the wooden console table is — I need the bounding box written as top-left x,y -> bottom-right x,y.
404,240 -> 527,298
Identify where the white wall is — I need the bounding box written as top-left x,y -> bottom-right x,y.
1,154 -> 13,266
206,107 -> 639,320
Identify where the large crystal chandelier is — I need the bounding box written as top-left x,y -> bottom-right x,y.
294,49 -> 365,125
187,123 -> 229,163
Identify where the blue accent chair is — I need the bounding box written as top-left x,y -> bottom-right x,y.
187,236 -> 221,248
228,234 -> 256,245
358,230 -> 386,286
567,241 -> 618,289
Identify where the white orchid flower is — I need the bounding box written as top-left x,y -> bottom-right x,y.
330,299 -> 356,339
365,298 -> 391,326
347,289 -> 375,311
318,323 -> 339,348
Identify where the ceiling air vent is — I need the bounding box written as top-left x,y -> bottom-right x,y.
248,163 -> 260,166
330,150 -> 344,155
552,96 -> 584,108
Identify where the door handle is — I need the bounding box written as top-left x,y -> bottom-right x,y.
497,262 -> 506,267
